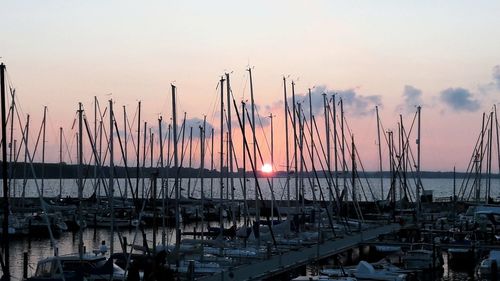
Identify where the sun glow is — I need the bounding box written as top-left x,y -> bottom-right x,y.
261,163 -> 273,173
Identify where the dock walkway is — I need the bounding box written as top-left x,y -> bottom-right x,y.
199,223 -> 400,281
362,240 -> 500,251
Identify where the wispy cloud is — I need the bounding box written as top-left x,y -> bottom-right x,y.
336,89 -> 382,117
183,117 -> 214,137
397,85 -> 423,113
238,85 -> 382,127
493,65 -> 500,90
477,65 -> 500,96
288,85 -> 382,119
439,87 -> 480,112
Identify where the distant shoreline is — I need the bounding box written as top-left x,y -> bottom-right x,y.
0,162 -> 490,179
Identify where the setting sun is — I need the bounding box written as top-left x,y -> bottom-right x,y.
261,163 -> 273,173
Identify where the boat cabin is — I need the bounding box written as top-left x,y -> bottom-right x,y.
29,254 -> 125,281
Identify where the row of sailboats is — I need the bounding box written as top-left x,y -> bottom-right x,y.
0,62 -> 430,281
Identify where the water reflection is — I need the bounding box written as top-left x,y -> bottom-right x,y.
8,225 -> 202,280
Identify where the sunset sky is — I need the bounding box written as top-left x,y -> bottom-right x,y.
2,1 -> 500,172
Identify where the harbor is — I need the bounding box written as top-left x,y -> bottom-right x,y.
2,2 -> 500,280
3,60 -> 500,280
5,175 -> 500,280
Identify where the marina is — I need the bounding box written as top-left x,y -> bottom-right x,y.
5,174 -> 500,281
2,61 -> 500,281
2,2 -> 500,280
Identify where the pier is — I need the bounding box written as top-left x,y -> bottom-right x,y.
199,223 -> 400,281
361,240 -> 500,251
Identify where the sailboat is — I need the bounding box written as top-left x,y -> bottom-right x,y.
27,254 -> 126,281
26,102 -> 124,281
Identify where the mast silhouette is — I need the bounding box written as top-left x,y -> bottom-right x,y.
77,103 -> 84,258
292,81 -> 299,214
109,99 -> 115,255
247,68 -> 259,239
171,84 -> 181,251
283,77 -> 290,208
219,76 -> 225,236
1,62 -> 11,281
226,73 -> 236,226
376,106 -> 384,200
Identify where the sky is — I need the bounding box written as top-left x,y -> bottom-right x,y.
1,1 -> 500,172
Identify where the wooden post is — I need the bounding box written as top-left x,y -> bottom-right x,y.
122,236 -> 128,254
493,260 -> 498,281
23,252 -> 28,279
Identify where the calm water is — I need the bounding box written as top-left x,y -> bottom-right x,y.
6,176 -> 500,201
5,177 -> 496,280
9,231 -> 477,281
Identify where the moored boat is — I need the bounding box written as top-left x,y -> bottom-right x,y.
403,248 -> 442,270
477,250 -> 500,280
26,254 -> 125,281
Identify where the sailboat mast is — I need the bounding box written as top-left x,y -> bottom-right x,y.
200,116 -> 206,240
226,73 -> 235,226
225,133 -> 228,196
340,99 -> 346,205
323,93 -> 331,203
150,129 -> 154,169
136,101 -> 141,201
390,131 -> 396,204
242,101 -> 248,226
332,94 -> 338,198
41,106 -> 47,196
22,115 -> 30,207
475,113 -> 485,203
219,76 -> 225,235
12,140 -> 16,199
93,97 -> 97,196
487,111 -> 493,202
123,106 -> 128,199
179,113 -> 186,197
416,106 -> 422,215
248,68 -> 259,229
351,135 -> 356,204
292,81 -> 299,213
298,103 -> 304,210
150,128 -> 155,248
241,101 -> 248,227
171,84 -> 181,251
142,122 -> 147,199
187,126 -> 193,197
283,77 -> 290,207
77,103 -> 84,258
166,123 -> 171,202
210,128 -> 214,200
166,123 -> 171,245
159,116 -> 166,246
109,99 -> 115,255
495,106 -> 500,198
1,63 -> 11,281
8,90 -> 15,199
308,89 -> 314,187
269,113 -> 274,220
59,127 -> 63,197
399,116 -> 404,204
98,120 -> 103,203
376,106 -> 384,200
308,89 -> 316,205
